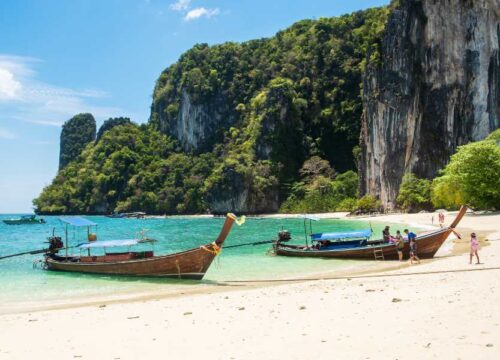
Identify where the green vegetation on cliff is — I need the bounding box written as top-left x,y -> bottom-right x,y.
59,113 -> 96,170
279,156 -> 359,213
96,117 -> 132,142
35,7 -> 392,214
35,123 -> 214,214
152,7 -> 389,170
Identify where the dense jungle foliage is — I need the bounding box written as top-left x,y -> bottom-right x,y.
34,123 -> 215,214
35,7 -> 392,214
395,129 -> 500,212
151,7 -> 390,171
431,129 -> 500,211
59,113 -> 96,170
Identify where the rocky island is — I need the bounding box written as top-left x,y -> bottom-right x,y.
34,0 -> 499,215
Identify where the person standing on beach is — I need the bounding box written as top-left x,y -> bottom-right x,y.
395,230 -> 404,261
470,232 -> 480,265
404,229 -> 420,264
408,238 -> 420,264
382,226 -> 391,242
438,212 -> 445,228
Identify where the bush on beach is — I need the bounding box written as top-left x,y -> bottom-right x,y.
431,129 -> 500,210
355,195 -> 382,213
279,158 -> 359,213
396,173 -> 432,212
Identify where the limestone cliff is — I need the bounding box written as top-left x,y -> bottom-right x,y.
150,9 -> 390,213
96,117 -> 131,142
360,0 -> 500,209
59,113 -> 96,170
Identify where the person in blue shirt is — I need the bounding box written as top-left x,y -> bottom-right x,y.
404,229 -> 416,242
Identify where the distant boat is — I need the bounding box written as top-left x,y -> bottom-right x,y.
43,213 -> 244,279
123,212 -> 146,219
3,215 -> 46,225
106,212 -> 146,219
105,213 -> 126,218
273,206 -> 467,260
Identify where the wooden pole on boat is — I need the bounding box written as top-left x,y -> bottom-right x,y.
0,248 -> 48,260
65,223 -> 68,258
87,225 -> 91,256
0,246 -> 75,261
303,218 -> 309,248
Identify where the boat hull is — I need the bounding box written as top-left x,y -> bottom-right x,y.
45,248 -> 218,279
275,228 -> 453,260
44,213 -> 238,279
3,219 -> 44,225
275,206 -> 467,260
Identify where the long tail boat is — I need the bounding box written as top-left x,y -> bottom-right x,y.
3,215 -> 46,225
273,206 -> 467,260
44,213 -> 244,279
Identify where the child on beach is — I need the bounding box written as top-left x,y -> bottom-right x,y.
470,232 -> 480,265
394,230 -> 404,261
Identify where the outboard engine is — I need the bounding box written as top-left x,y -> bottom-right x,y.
48,236 -> 63,253
277,230 -> 291,242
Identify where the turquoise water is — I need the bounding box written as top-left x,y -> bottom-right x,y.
0,214 -> 392,310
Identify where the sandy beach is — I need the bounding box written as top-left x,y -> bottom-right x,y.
1,210 -> 499,360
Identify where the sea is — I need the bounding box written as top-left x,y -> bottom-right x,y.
0,214 -> 402,313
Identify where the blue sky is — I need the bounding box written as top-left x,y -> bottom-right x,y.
0,0 -> 389,213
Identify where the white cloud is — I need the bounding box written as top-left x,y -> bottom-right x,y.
169,0 -> 191,11
184,7 -> 220,21
0,68 -> 22,100
0,54 -> 123,127
168,1 -> 221,22
27,119 -> 72,127
0,127 -> 16,140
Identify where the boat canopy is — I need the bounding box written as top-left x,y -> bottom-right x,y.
21,215 -> 36,219
59,217 -> 97,227
311,229 -> 372,241
77,239 -> 142,249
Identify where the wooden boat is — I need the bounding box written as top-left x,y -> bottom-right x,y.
3,215 -> 46,225
105,212 -> 146,219
44,213 -> 243,279
105,213 -> 126,218
273,206 -> 467,260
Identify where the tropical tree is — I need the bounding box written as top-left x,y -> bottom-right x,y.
431,130 -> 500,210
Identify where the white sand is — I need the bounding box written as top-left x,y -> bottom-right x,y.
1,211 -> 499,360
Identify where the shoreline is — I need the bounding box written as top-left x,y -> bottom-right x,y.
1,209 -> 492,315
1,211 -> 499,359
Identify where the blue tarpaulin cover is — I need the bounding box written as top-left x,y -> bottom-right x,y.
311,229 -> 372,241
59,217 -> 97,227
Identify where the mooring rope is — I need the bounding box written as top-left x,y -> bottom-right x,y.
223,240 -> 275,249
